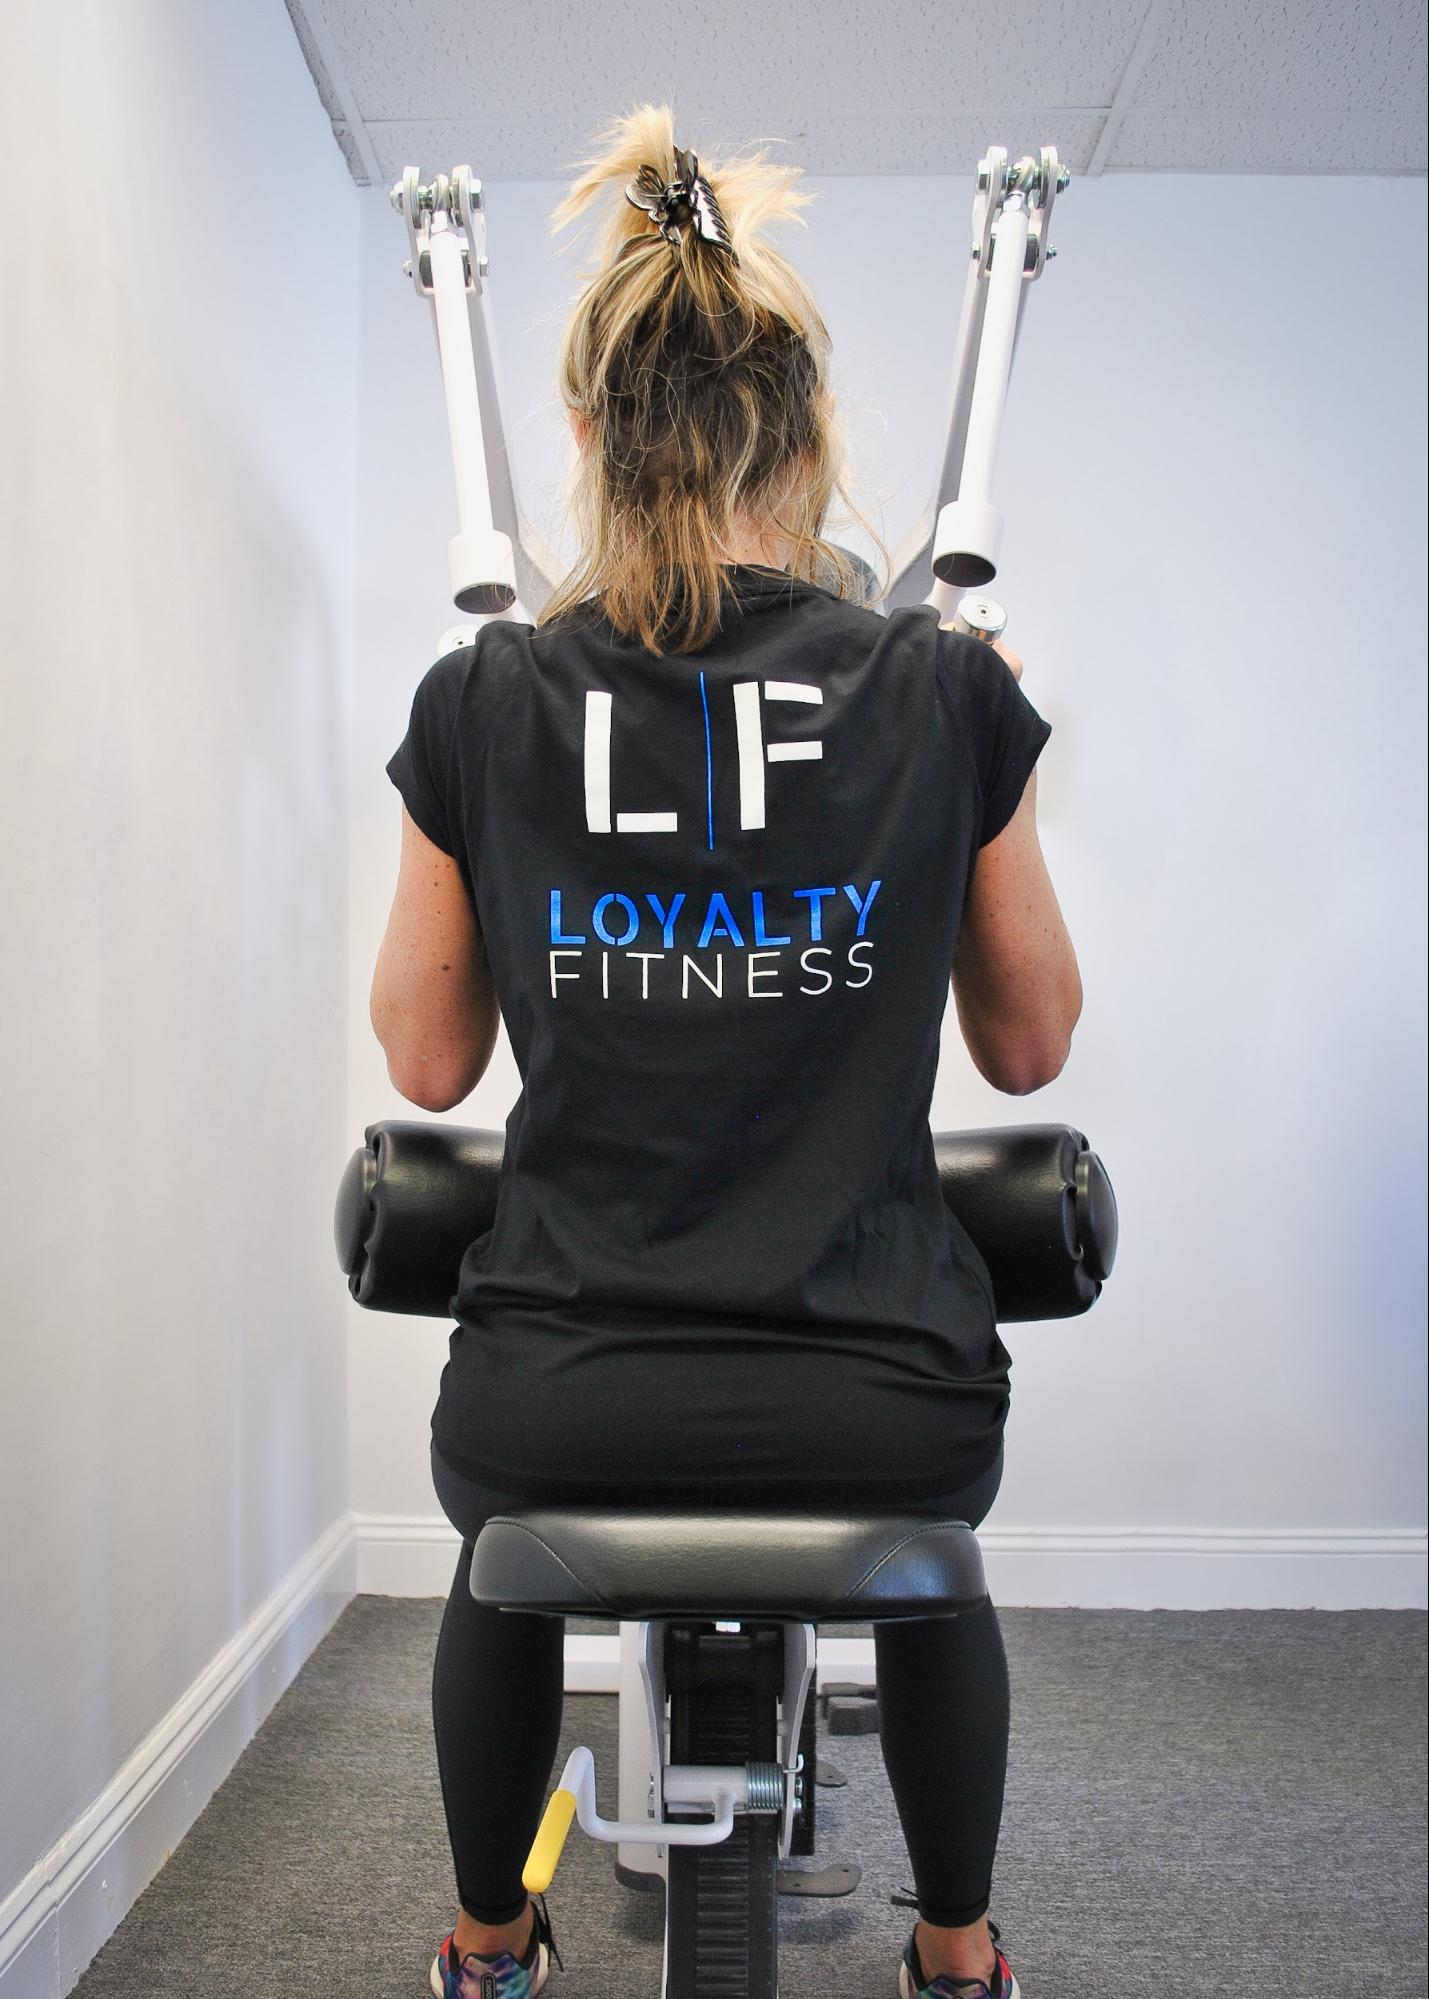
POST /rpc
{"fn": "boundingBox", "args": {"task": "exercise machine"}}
[365,139,1088,1996]
[390,143,1068,651]
[336,1124,1116,1997]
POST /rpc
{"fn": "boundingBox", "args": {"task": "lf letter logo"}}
[584,680,822,837]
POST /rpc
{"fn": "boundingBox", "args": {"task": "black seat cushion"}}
[469,1508,988,1621]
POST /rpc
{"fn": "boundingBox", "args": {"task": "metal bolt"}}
[1057,167,1071,190]
[977,165,989,191]
[1047,247,1058,258]
[389,181,405,213]
[971,243,981,258]
[401,259,412,277]
[478,255,490,277]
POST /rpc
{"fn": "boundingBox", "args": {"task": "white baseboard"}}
[563,1632,884,1691]
[0,1516,356,1999]
[356,1510,1429,1616]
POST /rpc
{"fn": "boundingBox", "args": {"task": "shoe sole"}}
[430,1944,550,1996]
[899,1960,1021,1999]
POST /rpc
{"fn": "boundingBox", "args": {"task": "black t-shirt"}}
[386,563,1052,1500]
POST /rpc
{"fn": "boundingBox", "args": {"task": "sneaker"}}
[428,1892,563,1998]
[892,1891,1021,1998]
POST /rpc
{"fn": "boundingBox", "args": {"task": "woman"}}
[373,102,1082,1999]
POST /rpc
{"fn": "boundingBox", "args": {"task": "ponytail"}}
[540,102,887,655]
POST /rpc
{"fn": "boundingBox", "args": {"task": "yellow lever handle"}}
[523,1787,578,1893]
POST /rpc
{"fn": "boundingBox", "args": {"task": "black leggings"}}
[430,1441,1009,1930]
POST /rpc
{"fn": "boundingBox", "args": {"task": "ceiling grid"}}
[283,0,1425,185]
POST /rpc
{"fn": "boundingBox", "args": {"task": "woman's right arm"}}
[949,639,1083,1095]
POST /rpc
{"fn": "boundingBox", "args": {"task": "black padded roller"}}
[336,1120,1116,1324]
[335,1120,503,1317]
[932,1123,1118,1320]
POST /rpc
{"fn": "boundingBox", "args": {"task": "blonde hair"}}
[538,102,887,656]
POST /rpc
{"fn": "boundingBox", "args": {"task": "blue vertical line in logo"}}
[699,669,715,850]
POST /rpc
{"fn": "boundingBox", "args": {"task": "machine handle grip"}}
[523,1785,578,1893]
[946,592,1008,642]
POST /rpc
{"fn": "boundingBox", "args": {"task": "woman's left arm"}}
[370,804,500,1112]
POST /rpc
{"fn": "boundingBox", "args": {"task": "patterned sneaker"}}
[428,1892,562,1998]
[891,1891,1021,1998]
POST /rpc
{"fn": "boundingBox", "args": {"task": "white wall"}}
[349,168,1427,1601]
[0,1,358,1988]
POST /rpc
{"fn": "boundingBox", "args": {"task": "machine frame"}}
[390,144,1068,651]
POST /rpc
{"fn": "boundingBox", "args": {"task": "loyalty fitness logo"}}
[548,881,882,1001]
[548,676,882,1001]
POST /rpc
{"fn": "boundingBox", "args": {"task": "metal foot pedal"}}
[777,1860,862,1898]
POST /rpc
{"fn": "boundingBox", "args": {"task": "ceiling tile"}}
[322,0,1147,122]
[1133,0,1426,114]
[1111,107,1426,171]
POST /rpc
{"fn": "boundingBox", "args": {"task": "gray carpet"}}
[73,1603,1426,1998]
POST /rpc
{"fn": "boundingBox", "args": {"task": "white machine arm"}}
[391,165,563,626]
[889,144,1068,635]
[393,146,1067,645]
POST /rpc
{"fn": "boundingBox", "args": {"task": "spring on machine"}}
[743,1762,783,1813]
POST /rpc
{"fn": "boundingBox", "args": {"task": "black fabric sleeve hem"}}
[384,642,481,862]
[977,710,1052,848]
[386,741,457,857]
